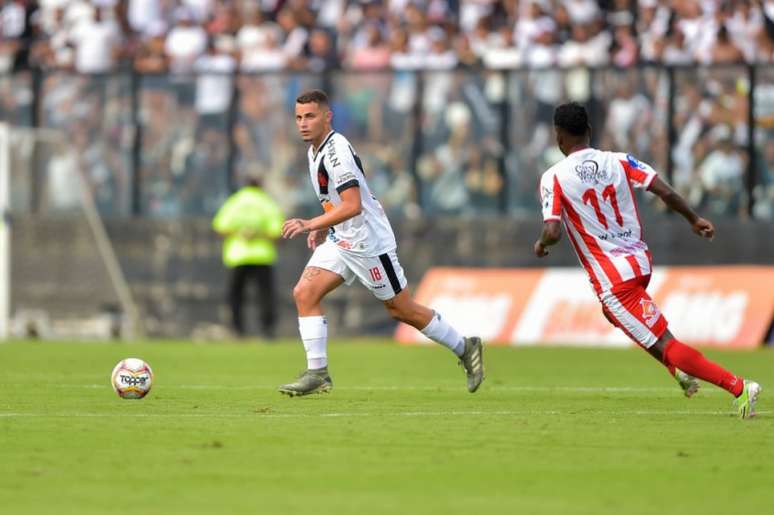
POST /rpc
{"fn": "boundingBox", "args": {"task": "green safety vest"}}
[212,186,284,267]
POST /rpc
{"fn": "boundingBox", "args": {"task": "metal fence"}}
[2,65,772,220]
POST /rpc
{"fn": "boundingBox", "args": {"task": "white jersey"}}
[307,131,397,256]
[540,148,658,294]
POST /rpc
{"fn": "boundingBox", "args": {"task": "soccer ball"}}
[111,358,154,399]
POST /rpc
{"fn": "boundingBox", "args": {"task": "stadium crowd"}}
[0,0,773,73]
[0,0,772,221]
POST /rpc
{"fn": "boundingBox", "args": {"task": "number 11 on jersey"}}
[582,185,624,229]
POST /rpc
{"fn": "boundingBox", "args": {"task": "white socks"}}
[299,316,328,370]
[420,311,465,357]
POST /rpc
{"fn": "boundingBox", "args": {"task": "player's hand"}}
[691,217,715,241]
[282,218,310,239]
[307,229,327,249]
[534,240,549,258]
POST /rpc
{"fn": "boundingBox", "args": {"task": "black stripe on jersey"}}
[349,145,365,176]
[315,131,336,157]
[378,254,402,295]
[317,159,329,195]
[336,179,360,193]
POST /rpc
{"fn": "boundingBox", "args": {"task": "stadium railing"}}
[0,64,772,221]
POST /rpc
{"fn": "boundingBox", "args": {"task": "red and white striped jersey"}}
[540,148,658,294]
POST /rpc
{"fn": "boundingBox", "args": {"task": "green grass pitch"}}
[1,339,773,515]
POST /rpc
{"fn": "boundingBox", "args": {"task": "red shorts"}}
[599,275,668,349]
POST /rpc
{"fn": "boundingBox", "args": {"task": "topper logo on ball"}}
[120,375,148,386]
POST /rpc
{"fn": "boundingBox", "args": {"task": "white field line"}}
[0,384,725,394]
[0,409,766,418]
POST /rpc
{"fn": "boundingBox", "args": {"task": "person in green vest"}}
[212,176,284,338]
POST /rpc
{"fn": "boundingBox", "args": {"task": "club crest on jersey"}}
[639,299,660,328]
[574,160,607,184]
[627,154,645,170]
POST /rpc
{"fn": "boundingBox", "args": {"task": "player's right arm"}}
[648,176,715,240]
[283,187,362,239]
[534,171,563,258]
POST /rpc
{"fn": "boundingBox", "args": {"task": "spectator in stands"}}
[0,0,34,72]
[165,7,207,75]
[417,102,472,214]
[347,24,390,70]
[134,21,168,73]
[239,21,287,71]
[303,28,338,72]
[194,37,236,124]
[708,25,746,64]
[699,129,746,216]
[70,6,121,74]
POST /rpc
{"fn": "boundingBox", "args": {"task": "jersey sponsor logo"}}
[608,240,647,256]
[598,228,633,241]
[337,171,356,185]
[626,154,645,170]
[574,160,608,184]
[327,143,340,167]
[639,298,660,328]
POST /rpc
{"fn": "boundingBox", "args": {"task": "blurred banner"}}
[396,267,774,349]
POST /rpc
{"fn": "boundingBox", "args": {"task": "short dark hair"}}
[296,89,329,106]
[553,102,590,136]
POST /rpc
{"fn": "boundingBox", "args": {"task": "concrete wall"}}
[10,215,774,338]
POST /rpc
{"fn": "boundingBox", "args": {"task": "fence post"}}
[409,71,424,207]
[746,64,756,217]
[225,71,240,193]
[130,69,142,216]
[498,70,510,214]
[30,67,42,214]
[665,66,676,184]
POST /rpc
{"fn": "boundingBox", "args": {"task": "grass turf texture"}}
[1,340,773,515]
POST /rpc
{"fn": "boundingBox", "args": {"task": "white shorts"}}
[306,241,408,301]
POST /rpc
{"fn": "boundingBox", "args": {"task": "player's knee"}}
[384,301,409,323]
[293,283,316,309]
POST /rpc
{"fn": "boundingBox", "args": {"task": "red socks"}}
[663,339,744,397]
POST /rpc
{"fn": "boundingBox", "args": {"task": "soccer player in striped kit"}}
[278,89,483,397]
[534,102,761,418]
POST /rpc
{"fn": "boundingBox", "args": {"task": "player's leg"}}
[601,279,761,417]
[342,249,484,392]
[279,242,351,397]
[648,330,761,418]
[228,265,248,336]
[601,302,694,394]
[383,290,484,393]
[382,290,462,355]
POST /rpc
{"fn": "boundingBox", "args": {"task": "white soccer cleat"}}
[735,380,762,419]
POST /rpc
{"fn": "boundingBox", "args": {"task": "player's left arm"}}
[282,188,362,239]
[648,176,714,240]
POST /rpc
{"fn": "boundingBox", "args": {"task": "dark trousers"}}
[229,264,276,337]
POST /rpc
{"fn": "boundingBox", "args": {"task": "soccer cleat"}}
[278,368,333,397]
[735,380,762,419]
[675,369,700,398]
[458,337,484,393]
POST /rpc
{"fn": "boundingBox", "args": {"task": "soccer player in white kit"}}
[534,102,761,418]
[278,90,484,397]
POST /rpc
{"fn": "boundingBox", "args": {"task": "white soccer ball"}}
[111,358,154,399]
